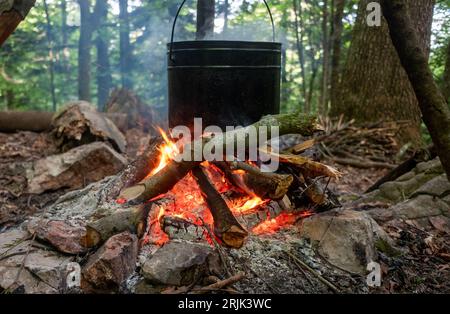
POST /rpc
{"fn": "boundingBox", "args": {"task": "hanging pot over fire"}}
[167,0,281,130]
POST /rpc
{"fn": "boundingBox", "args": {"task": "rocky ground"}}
[0,130,449,294]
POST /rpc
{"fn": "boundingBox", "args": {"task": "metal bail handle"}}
[169,0,276,62]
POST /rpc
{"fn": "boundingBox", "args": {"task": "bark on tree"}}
[95,0,111,111]
[60,0,70,100]
[119,0,132,89]
[381,0,450,180]
[196,0,215,40]
[223,0,229,34]
[43,0,57,111]
[78,0,93,101]
[0,0,36,46]
[330,0,345,108]
[443,42,450,103]
[319,0,331,115]
[331,0,435,146]
[293,0,307,102]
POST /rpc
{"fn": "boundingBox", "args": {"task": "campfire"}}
[127,128,314,248]
[81,112,341,251]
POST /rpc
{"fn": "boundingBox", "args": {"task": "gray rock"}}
[141,240,214,286]
[412,174,450,198]
[415,159,443,174]
[299,210,392,274]
[82,231,138,293]
[357,158,444,205]
[0,229,73,294]
[390,195,448,220]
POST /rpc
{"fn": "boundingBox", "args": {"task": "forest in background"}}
[0,0,449,135]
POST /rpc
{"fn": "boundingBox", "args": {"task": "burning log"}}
[215,161,293,200]
[119,112,321,204]
[192,166,248,249]
[119,159,200,205]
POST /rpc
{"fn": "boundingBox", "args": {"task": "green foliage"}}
[0,0,448,115]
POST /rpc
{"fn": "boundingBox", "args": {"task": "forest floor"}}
[0,130,449,294]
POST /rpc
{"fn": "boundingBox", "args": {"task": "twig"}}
[0,249,37,262]
[285,250,341,294]
[191,272,245,294]
[0,235,32,260]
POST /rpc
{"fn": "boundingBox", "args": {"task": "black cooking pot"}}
[167,0,281,130]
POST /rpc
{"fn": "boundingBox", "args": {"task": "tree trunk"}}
[196,0,215,40]
[0,0,36,46]
[293,0,307,103]
[331,0,435,146]
[60,0,70,100]
[119,0,132,89]
[443,42,450,103]
[330,0,345,108]
[43,0,57,111]
[223,0,229,34]
[381,0,450,180]
[78,0,93,101]
[305,5,318,112]
[95,0,111,111]
[319,0,330,115]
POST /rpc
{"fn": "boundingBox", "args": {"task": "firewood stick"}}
[263,150,342,179]
[215,161,293,200]
[192,166,248,249]
[119,160,200,204]
[119,112,321,205]
[83,204,151,246]
[191,272,246,294]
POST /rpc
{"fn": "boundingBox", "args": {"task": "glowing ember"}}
[252,211,314,235]
[116,198,127,205]
[142,204,169,246]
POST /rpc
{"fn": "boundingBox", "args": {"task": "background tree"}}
[331,0,435,146]
[381,0,450,179]
[443,42,450,103]
[330,0,345,108]
[197,0,215,40]
[95,0,111,111]
[78,0,93,101]
[119,0,133,89]
[0,0,448,117]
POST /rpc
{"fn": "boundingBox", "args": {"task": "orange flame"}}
[148,128,180,177]
[232,195,268,215]
[252,211,314,235]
